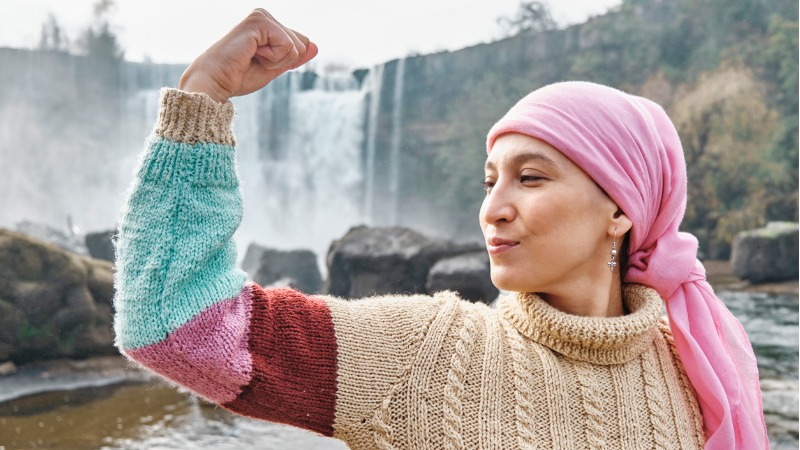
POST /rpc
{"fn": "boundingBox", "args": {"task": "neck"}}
[538,270,625,317]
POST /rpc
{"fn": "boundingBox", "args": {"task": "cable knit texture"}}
[115,88,706,450]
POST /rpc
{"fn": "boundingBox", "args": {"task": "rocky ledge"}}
[0,228,117,366]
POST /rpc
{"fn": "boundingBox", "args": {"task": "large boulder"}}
[0,228,117,364]
[731,222,799,283]
[324,226,484,298]
[426,252,498,304]
[85,229,116,262]
[242,244,323,294]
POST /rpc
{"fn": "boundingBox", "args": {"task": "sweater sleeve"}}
[113,88,445,439]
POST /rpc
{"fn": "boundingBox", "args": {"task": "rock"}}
[0,361,16,376]
[324,225,484,298]
[85,229,116,262]
[11,281,62,326]
[84,259,115,306]
[731,222,799,283]
[0,228,116,364]
[426,252,498,304]
[52,285,96,333]
[0,344,11,361]
[242,244,323,294]
[0,229,87,292]
[0,299,27,354]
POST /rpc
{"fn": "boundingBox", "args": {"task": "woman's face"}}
[480,133,621,295]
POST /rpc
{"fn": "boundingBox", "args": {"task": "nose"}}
[480,179,517,226]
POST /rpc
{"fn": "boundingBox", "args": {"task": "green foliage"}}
[78,22,124,60]
[670,68,787,257]
[39,0,125,60]
[19,323,52,340]
[498,1,558,36]
[428,0,798,253]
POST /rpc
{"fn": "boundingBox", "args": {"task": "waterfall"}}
[362,64,385,224]
[0,50,378,273]
[387,58,405,226]
[234,70,369,269]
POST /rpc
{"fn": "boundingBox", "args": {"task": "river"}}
[0,290,796,449]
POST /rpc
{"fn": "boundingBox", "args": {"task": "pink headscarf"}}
[487,81,767,449]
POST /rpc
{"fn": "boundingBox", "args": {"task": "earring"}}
[607,228,618,272]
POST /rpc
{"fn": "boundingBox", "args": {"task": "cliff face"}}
[0,48,185,235]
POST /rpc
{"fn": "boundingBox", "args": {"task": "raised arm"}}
[113,10,452,443]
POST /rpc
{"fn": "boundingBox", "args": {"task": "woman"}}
[113,9,767,449]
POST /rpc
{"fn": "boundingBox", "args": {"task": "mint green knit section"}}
[114,136,247,350]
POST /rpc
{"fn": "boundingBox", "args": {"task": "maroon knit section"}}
[222,285,338,436]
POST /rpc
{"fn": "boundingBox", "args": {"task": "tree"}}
[76,0,124,60]
[497,1,557,37]
[672,69,782,258]
[38,13,69,52]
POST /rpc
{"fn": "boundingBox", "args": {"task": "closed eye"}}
[520,175,545,183]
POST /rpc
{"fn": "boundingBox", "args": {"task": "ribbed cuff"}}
[155,88,236,146]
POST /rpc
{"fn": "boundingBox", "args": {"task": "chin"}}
[490,269,534,293]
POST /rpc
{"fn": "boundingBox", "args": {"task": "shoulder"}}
[319,291,495,331]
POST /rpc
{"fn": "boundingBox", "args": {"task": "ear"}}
[609,207,633,237]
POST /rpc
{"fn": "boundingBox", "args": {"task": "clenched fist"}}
[179,9,318,103]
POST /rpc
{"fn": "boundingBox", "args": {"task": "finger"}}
[284,27,307,56]
[288,41,318,70]
[249,9,312,70]
[262,17,306,67]
[290,28,311,48]
[253,23,295,63]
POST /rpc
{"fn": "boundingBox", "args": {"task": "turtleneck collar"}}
[500,284,664,365]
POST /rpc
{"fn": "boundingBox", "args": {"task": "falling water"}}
[387,58,406,226]
[234,70,368,267]
[362,64,385,224]
[0,49,376,270]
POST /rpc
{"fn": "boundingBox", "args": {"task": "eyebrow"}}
[484,151,559,172]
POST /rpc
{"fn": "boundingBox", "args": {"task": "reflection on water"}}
[0,382,346,449]
[0,291,796,449]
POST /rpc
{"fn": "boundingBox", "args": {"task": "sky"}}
[2,0,622,69]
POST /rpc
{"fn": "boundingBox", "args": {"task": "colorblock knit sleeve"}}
[113,88,446,440]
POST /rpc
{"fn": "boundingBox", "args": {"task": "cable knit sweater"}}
[114,88,706,449]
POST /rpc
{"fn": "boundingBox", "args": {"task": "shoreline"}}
[703,259,798,296]
[0,356,149,404]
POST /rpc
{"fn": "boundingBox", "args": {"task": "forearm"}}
[113,90,340,436]
[114,88,250,401]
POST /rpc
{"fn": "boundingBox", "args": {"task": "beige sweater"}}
[325,284,705,449]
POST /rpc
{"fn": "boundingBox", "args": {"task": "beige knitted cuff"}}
[155,88,236,146]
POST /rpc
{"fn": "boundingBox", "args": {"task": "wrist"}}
[179,70,232,104]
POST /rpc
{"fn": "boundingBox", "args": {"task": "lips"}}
[486,237,520,255]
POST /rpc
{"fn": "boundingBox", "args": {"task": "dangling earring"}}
[607,228,618,272]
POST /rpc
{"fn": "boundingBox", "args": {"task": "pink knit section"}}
[125,285,254,404]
